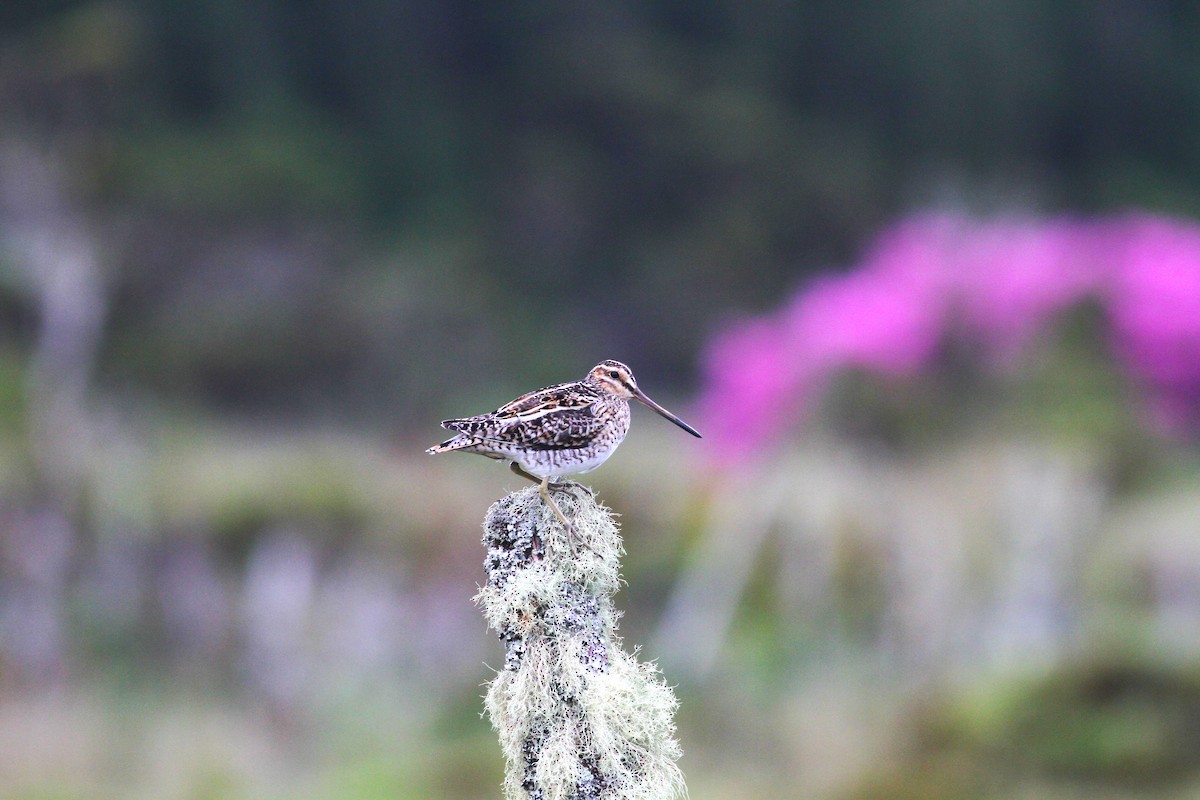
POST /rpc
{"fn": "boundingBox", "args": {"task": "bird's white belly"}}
[513,446,615,480]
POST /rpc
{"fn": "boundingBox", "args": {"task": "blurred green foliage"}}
[7,1,1200,416]
[874,658,1200,798]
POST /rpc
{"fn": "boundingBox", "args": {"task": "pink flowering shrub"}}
[697,213,1200,461]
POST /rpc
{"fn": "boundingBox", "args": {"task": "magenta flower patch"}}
[697,213,1200,460]
[1106,216,1200,433]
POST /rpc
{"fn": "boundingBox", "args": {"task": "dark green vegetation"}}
[5,2,1200,419]
[846,658,1200,799]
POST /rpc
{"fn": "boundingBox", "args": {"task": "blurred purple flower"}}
[695,315,817,463]
[1106,215,1200,433]
[697,212,1200,462]
[955,218,1106,363]
[696,216,954,462]
[791,226,946,377]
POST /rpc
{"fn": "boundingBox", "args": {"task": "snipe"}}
[427,360,701,537]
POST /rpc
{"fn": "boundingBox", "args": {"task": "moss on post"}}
[476,483,686,800]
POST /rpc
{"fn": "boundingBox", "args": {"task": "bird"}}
[427,360,702,538]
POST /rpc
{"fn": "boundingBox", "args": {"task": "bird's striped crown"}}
[586,360,638,398]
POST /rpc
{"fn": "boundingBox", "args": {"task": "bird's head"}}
[587,360,701,438]
[588,360,639,398]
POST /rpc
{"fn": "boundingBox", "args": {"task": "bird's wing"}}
[442,382,605,450]
[494,381,593,417]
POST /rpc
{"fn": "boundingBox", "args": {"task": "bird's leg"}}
[510,463,578,547]
[539,475,578,548]
[509,462,541,484]
[510,462,577,492]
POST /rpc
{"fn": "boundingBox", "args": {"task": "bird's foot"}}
[547,478,595,498]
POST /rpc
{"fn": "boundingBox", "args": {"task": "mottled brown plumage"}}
[427,360,701,537]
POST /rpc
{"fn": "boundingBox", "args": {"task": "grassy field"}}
[1,415,1198,799]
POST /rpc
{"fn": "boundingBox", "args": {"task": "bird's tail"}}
[426,434,473,454]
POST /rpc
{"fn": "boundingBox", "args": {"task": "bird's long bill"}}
[633,389,703,438]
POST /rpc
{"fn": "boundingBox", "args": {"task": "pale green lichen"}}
[476,484,686,800]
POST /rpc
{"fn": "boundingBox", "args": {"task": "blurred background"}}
[2,2,1200,798]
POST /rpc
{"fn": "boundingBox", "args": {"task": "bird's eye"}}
[609,371,619,379]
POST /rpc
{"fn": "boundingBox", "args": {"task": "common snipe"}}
[427,360,701,536]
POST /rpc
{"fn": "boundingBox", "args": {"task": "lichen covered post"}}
[476,483,686,800]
